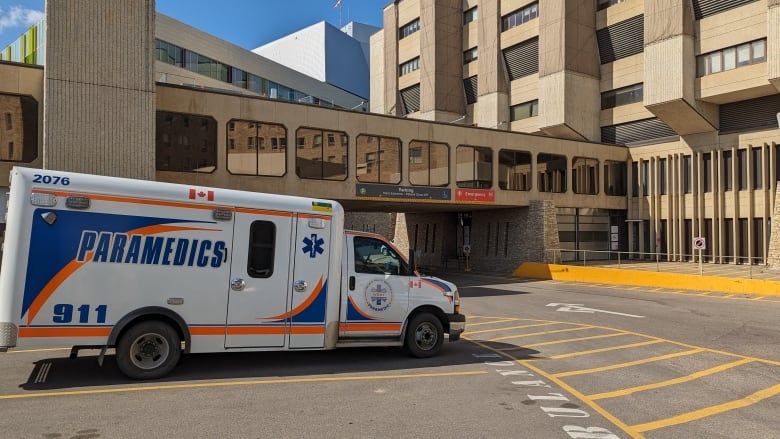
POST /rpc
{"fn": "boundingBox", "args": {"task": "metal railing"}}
[545,249,768,279]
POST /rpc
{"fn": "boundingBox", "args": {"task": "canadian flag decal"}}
[189,188,214,201]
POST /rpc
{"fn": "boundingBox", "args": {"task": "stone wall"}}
[767,186,780,268]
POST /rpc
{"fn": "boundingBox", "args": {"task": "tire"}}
[405,312,444,358]
[116,320,181,380]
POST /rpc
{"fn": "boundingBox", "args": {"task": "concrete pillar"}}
[44,0,155,179]
[475,0,509,129]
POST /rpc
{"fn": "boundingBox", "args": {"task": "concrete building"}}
[1,0,779,272]
[371,0,780,265]
[252,21,380,104]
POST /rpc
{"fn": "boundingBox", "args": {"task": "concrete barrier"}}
[513,262,780,297]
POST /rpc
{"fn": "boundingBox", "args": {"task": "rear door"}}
[288,214,332,348]
[225,208,293,348]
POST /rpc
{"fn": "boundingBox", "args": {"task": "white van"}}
[0,167,465,379]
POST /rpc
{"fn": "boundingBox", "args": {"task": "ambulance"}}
[0,167,465,379]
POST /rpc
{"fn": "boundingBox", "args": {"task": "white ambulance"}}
[0,167,465,379]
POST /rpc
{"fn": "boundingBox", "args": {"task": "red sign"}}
[189,188,214,201]
[455,189,495,203]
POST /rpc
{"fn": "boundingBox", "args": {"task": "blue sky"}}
[0,0,388,48]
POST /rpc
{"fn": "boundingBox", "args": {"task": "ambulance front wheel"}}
[405,312,444,358]
[116,320,182,380]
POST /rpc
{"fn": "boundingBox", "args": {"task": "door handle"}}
[230,278,246,291]
[294,280,308,292]
[349,276,355,291]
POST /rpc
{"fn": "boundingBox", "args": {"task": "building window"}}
[597,0,625,11]
[499,150,532,191]
[400,18,420,39]
[703,152,712,193]
[156,111,216,173]
[737,149,747,190]
[537,153,567,193]
[356,134,401,184]
[683,155,692,193]
[722,150,733,191]
[409,140,449,187]
[510,100,539,121]
[752,146,762,190]
[463,76,478,105]
[631,161,639,197]
[457,145,493,189]
[601,83,643,110]
[399,57,420,76]
[502,3,538,31]
[0,94,37,163]
[659,158,667,195]
[573,157,599,195]
[463,47,478,64]
[227,120,287,177]
[295,127,347,181]
[641,160,649,195]
[463,7,478,25]
[400,84,421,114]
[697,40,765,77]
[597,15,644,64]
[604,160,627,196]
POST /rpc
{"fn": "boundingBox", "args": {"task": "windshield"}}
[353,236,410,275]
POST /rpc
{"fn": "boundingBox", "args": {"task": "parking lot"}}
[1,274,778,438]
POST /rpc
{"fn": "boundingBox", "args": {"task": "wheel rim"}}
[129,332,170,370]
[414,322,438,351]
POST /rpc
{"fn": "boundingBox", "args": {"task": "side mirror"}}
[408,248,417,273]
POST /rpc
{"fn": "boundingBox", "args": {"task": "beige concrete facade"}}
[373,0,780,266]
[43,0,156,179]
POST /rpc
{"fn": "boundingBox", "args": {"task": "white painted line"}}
[546,303,645,318]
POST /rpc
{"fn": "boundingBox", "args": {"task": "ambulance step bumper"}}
[446,313,466,341]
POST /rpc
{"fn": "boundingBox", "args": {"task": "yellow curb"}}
[513,263,780,297]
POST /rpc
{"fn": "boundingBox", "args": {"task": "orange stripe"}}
[227,326,285,335]
[263,276,324,320]
[189,326,225,336]
[32,190,229,211]
[298,213,332,220]
[290,326,325,334]
[18,327,111,338]
[340,323,402,332]
[235,207,293,217]
[348,295,377,320]
[127,225,220,235]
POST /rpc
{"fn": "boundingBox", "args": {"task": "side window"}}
[248,221,275,278]
[353,236,408,275]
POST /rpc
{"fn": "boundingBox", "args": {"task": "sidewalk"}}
[513,260,780,296]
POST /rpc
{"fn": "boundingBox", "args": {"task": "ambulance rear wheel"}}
[405,312,443,358]
[116,321,181,380]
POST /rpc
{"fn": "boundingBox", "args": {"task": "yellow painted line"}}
[588,358,754,400]
[488,325,594,342]
[464,336,644,439]
[554,348,705,378]
[722,294,735,299]
[0,370,488,400]
[9,347,71,354]
[522,331,628,348]
[545,339,664,360]
[468,318,519,327]
[466,322,571,335]
[632,382,780,433]
[627,286,642,290]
